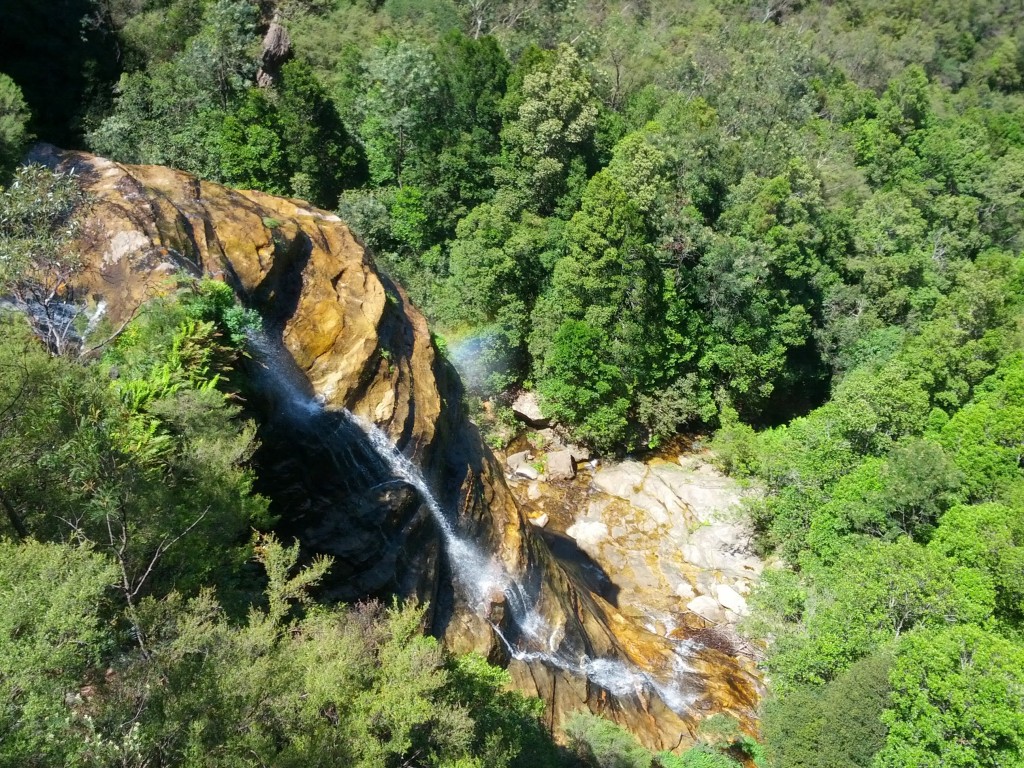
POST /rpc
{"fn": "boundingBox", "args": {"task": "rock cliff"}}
[30,145,760,751]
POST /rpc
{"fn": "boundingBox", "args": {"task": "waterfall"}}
[345,411,513,613]
[346,412,700,715]
[248,333,697,715]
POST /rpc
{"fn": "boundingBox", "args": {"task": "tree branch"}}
[79,306,140,359]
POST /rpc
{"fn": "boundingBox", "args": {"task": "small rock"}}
[512,391,551,428]
[547,449,576,480]
[530,513,549,528]
[526,481,542,500]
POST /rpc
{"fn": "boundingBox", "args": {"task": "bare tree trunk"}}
[0,486,27,540]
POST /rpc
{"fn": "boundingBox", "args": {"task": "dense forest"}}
[2,0,1024,765]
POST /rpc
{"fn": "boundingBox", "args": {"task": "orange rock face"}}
[33,145,761,753]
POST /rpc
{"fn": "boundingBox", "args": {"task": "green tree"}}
[180,0,258,110]
[564,711,653,768]
[760,649,892,768]
[357,41,442,187]
[531,169,662,409]
[83,535,560,767]
[537,321,630,452]
[930,503,1024,622]
[0,291,270,622]
[764,538,993,687]
[0,73,30,182]
[499,44,599,214]
[940,358,1024,501]
[276,58,364,206]
[693,161,840,418]
[215,88,289,194]
[88,0,259,179]
[427,33,509,230]
[877,626,1024,768]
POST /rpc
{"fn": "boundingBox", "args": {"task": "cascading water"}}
[248,333,698,715]
[346,412,511,610]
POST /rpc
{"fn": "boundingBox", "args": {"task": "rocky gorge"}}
[32,145,763,753]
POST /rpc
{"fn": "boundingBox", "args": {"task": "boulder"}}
[675,581,696,600]
[514,464,540,481]
[566,520,610,551]
[536,428,564,449]
[714,584,748,617]
[256,20,293,86]
[566,443,591,463]
[687,595,726,624]
[546,449,576,480]
[507,450,532,472]
[506,450,539,479]
[512,391,550,428]
[592,461,647,498]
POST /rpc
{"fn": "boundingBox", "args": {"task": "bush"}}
[565,712,654,768]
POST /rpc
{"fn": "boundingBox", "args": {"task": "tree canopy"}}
[4,1,1024,764]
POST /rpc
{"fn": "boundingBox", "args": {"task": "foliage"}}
[660,746,741,768]
[499,44,599,213]
[0,165,86,352]
[565,711,653,768]
[537,321,631,452]
[0,530,568,767]
[0,539,117,767]
[357,40,442,187]
[761,538,993,688]
[760,649,892,768]
[877,626,1024,768]
[929,502,1024,624]
[0,286,270,617]
[0,74,31,182]
[442,653,564,768]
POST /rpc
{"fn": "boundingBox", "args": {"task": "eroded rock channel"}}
[500,435,765,744]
